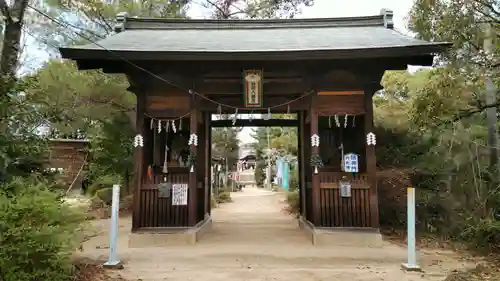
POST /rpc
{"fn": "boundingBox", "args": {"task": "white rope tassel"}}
[150,118,154,130]
[157,120,162,133]
[344,114,348,128]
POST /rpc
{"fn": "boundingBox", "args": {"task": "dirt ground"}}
[79,187,487,281]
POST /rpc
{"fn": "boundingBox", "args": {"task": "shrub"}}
[87,174,122,196]
[211,193,218,208]
[217,191,232,203]
[96,187,113,205]
[0,178,87,281]
[460,219,500,252]
[284,190,300,217]
[289,167,299,192]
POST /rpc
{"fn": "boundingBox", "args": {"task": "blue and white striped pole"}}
[103,184,123,269]
[402,187,421,271]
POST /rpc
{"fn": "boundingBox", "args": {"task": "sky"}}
[186,0,417,144]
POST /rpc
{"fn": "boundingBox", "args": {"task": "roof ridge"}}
[113,9,395,32]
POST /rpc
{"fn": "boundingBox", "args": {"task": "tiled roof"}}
[59,9,450,61]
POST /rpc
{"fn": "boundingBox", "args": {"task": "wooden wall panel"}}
[148,95,190,110]
[315,95,365,115]
[319,188,371,228]
[138,173,190,228]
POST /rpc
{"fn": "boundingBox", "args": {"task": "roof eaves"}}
[112,9,395,32]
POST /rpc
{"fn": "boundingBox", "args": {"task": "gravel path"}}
[81,187,475,281]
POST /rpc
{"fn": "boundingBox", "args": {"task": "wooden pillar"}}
[204,112,211,215]
[298,111,306,218]
[188,97,198,226]
[132,91,147,230]
[310,94,320,225]
[364,87,379,228]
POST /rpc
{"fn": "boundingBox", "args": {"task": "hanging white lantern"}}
[314,166,318,174]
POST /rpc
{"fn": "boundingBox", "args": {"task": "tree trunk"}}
[0,0,29,85]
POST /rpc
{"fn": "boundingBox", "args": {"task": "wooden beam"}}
[211,119,298,127]
[364,84,379,228]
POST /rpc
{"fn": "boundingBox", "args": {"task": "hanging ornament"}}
[310,134,320,147]
[166,120,170,133]
[162,145,169,173]
[133,134,144,147]
[147,165,153,181]
[179,118,183,131]
[150,118,154,130]
[188,133,198,146]
[344,114,349,128]
[310,154,323,175]
[171,120,177,133]
[352,115,356,127]
[334,115,341,127]
[157,120,162,133]
[163,177,167,182]
[187,152,197,173]
[339,142,345,171]
[328,116,332,128]
[366,132,376,146]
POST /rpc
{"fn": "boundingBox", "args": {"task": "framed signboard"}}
[243,70,263,108]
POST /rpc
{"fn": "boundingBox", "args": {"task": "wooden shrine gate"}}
[59,10,449,238]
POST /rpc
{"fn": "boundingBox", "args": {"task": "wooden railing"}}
[137,172,190,228]
[317,171,372,228]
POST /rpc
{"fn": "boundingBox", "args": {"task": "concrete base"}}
[401,263,422,272]
[103,260,124,269]
[128,216,212,248]
[298,216,384,247]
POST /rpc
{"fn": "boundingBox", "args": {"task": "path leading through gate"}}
[82,187,473,281]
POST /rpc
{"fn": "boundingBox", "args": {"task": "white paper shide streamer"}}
[366,132,376,146]
[133,134,144,148]
[310,134,320,147]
